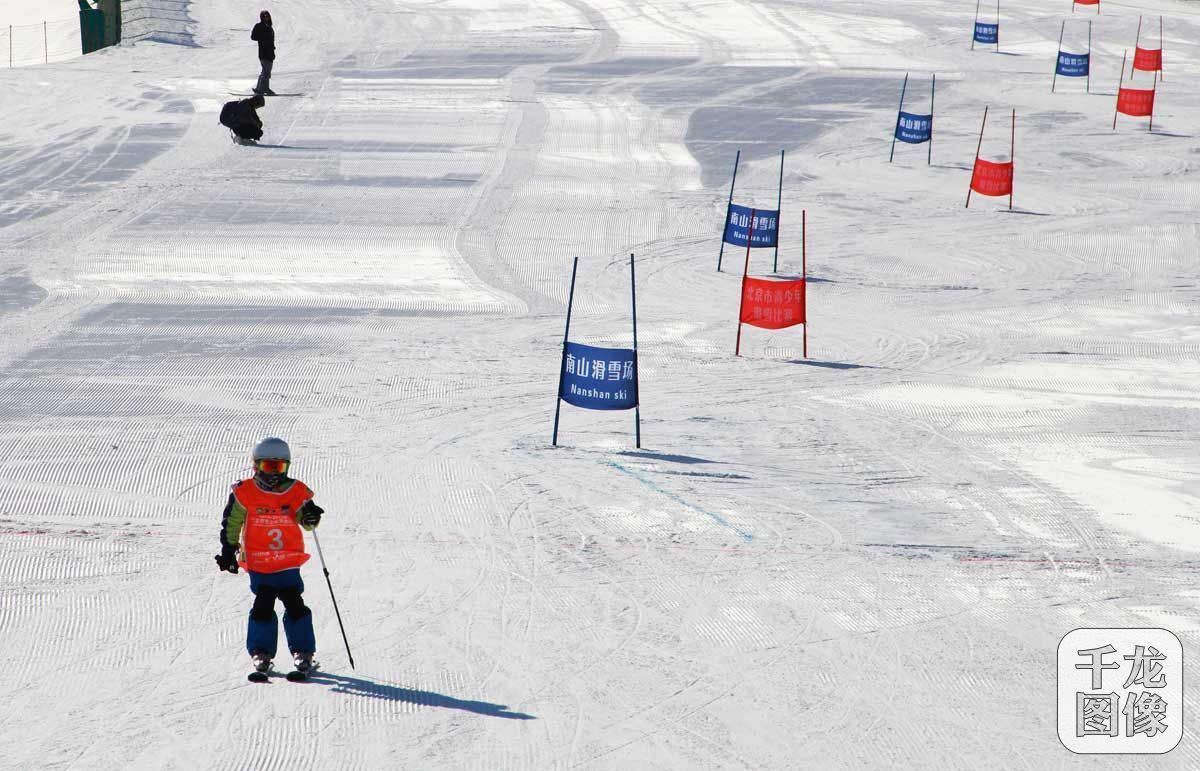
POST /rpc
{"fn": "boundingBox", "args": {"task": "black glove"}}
[299,501,323,531]
[215,545,239,574]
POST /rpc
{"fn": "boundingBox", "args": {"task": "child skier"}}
[215,437,324,681]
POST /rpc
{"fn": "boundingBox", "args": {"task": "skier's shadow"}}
[308,671,536,720]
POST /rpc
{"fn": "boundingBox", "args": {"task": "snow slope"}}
[0,0,84,68]
[1,0,1199,767]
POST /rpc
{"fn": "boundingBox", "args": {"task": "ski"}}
[247,670,269,683]
[285,670,309,682]
[228,92,304,97]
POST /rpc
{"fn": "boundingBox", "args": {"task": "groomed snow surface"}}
[1,0,1199,767]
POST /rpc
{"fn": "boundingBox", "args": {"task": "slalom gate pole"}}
[1159,16,1164,80]
[802,208,807,278]
[1052,21,1064,92]
[995,0,1001,53]
[717,150,740,272]
[552,257,579,446]
[1113,50,1126,130]
[802,209,808,359]
[890,73,908,163]
[966,106,987,208]
[735,209,756,356]
[1009,109,1015,211]
[1149,69,1156,132]
[630,253,641,448]
[43,21,47,64]
[312,530,355,669]
[1132,16,1141,78]
[774,149,784,273]
[928,74,935,165]
[972,0,981,49]
[1087,21,1092,93]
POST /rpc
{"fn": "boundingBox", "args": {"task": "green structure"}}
[96,0,122,46]
[78,0,121,55]
[78,1,104,54]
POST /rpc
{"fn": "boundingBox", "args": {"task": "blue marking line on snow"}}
[606,461,753,542]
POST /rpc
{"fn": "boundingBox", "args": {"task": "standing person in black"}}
[251,10,276,96]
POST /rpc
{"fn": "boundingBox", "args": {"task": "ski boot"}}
[288,651,314,682]
[248,650,272,683]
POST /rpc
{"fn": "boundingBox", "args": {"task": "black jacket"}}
[251,22,275,61]
[219,99,264,140]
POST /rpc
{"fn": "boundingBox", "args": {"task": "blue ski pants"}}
[246,568,316,657]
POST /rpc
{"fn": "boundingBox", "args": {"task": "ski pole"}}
[312,530,355,669]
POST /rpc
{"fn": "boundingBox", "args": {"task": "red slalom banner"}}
[735,209,808,357]
[740,277,805,329]
[970,159,1014,197]
[1113,50,1157,131]
[1117,87,1155,116]
[1133,47,1162,73]
[1130,15,1163,79]
[1072,0,1099,11]
[965,106,1015,210]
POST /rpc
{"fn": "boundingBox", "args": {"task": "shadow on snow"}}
[309,671,537,720]
[785,359,874,369]
[614,450,716,464]
[252,144,331,150]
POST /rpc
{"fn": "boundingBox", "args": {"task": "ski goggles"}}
[255,458,290,474]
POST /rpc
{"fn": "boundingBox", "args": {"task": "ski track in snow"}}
[1,0,1200,767]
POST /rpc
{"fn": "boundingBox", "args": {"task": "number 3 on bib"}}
[267,528,285,550]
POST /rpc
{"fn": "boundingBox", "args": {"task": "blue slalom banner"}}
[723,203,779,248]
[1056,51,1089,77]
[974,22,998,45]
[895,111,932,144]
[560,342,638,410]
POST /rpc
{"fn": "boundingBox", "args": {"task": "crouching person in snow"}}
[214,437,324,680]
[218,94,265,144]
